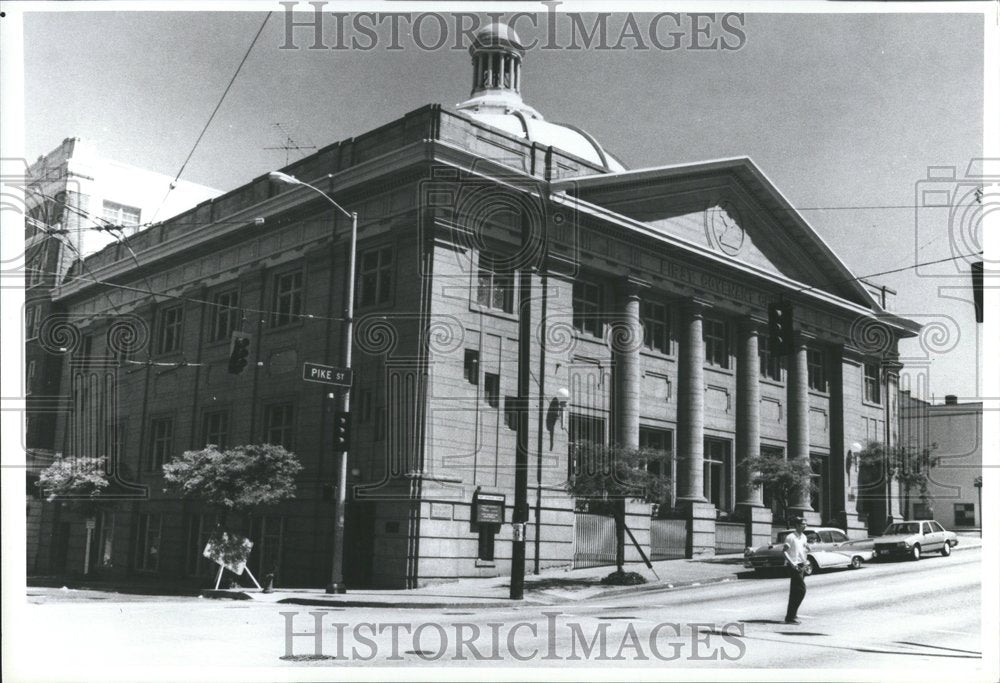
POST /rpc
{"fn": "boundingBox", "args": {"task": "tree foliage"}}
[36,456,112,518]
[741,451,814,526]
[162,444,303,514]
[856,440,937,516]
[566,442,672,574]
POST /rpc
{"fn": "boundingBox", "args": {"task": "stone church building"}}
[29,24,919,588]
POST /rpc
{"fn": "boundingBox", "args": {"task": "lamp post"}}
[269,171,357,594]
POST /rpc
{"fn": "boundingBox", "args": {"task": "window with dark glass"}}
[704,319,729,368]
[760,445,784,515]
[639,427,673,478]
[263,403,295,450]
[211,290,240,342]
[641,301,670,354]
[358,246,394,307]
[954,503,975,527]
[807,348,827,392]
[572,281,603,337]
[202,410,229,448]
[157,305,184,354]
[864,362,881,404]
[484,373,500,408]
[810,453,829,518]
[464,350,480,385]
[476,255,513,313]
[134,512,162,572]
[271,271,303,327]
[759,335,782,382]
[149,417,174,470]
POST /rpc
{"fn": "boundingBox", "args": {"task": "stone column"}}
[788,335,813,514]
[614,281,643,450]
[676,300,708,503]
[735,319,763,507]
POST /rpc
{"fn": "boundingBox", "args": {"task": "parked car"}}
[872,520,958,561]
[744,526,874,575]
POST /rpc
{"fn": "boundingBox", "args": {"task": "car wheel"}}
[805,558,818,576]
[941,542,952,557]
[850,556,862,569]
[910,544,921,561]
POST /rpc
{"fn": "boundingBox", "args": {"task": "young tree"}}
[857,440,937,519]
[566,442,672,578]
[740,451,815,527]
[162,444,303,581]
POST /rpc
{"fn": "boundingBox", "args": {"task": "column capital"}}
[739,315,768,335]
[621,275,652,298]
[680,296,714,316]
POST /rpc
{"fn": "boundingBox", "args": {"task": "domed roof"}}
[471,22,524,52]
[457,22,626,173]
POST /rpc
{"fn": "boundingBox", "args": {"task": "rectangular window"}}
[271,271,303,327]
[157,305,184,354]
[26,360,36,396]
[572,281,603,337]
[568,413,606,447]
[954,503,976,527]
[703,438,732,511]
[97,510,116,569]
[186,513,220,577]
[484,373,500,408]
[864,363,881,404]
[149,417,174,471]
[704,319,729,368]
[358,246,394,307]
[504,396,519,430]
[254,515,284,576]
[808,348,827,392]
[641,301,670,355]
[759,335,783,382]
[202,410,229,449]
[103,200,142,228]
[25,305,40,339]
[760,445,784,516]
[476,255,513,313]
[810,453,829,519]
[464,349,480,385]
[134,512,162,572]
[211,290,240,342]
[263,403,294,450]
[639,427,673,478]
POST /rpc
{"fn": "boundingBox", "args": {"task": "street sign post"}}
[302,362,353,387]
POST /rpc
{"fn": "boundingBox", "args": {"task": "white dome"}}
[457,22,626,173]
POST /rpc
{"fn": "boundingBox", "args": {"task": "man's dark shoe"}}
[784,618,800,624]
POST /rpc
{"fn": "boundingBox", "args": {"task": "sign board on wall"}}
[473,491,506,525]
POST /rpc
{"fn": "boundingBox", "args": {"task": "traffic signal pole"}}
[328,209,357,594]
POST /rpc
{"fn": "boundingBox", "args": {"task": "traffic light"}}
[332,411,351,452]
[768,301,795,356]
[227,332,251,374]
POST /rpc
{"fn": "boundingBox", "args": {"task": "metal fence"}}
[573,513,616,568]
[649,518,687,560]
[715,521,747,554]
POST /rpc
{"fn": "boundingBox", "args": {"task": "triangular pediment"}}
[552,158,878,310]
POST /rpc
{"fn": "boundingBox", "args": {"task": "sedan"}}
[872,520,958,561]
[744,526,874,575]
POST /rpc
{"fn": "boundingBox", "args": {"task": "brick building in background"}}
[29,24,923,588]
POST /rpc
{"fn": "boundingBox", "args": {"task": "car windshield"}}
[885,523,919,535]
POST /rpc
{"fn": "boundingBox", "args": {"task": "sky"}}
[18,6,986,401]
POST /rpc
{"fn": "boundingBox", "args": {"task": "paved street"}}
[18,549,984,676]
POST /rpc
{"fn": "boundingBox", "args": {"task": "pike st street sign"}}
[302,362,353,387]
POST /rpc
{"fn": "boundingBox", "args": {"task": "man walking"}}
[782,516,811,624]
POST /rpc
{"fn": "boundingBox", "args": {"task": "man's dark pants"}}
[785,565,807,620]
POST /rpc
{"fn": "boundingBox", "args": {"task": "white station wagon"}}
[744,526,875,575]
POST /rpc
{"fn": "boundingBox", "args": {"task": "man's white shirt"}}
[784,531,810,566]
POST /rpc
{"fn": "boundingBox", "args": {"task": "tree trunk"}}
[614,500,626,572]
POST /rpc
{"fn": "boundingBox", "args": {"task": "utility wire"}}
[149,12,272,223]
[793,251,983,298]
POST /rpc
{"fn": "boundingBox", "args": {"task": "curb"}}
[200,589,254,601]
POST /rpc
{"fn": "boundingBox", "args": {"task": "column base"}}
[735,504,772,549]
[676,500,716,559]
[831,511,870,540]
[788,508,822,527]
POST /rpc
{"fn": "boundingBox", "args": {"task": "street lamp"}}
[269,171,357,594]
